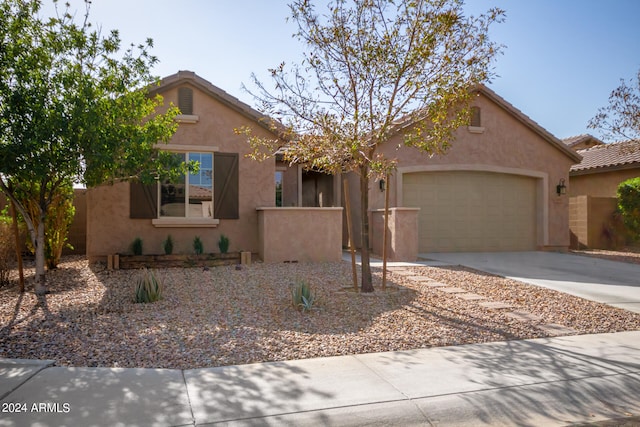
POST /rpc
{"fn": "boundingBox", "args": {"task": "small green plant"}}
[193,236,204,255]
[131,237,143,255]
[163,234,174,255]
[134,268,164,303]
[218,234,230,254]
[291,280,315,312]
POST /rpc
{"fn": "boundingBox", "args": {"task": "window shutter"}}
[178,87,193,115]
[214,152,239,219]
[130,182,158,219]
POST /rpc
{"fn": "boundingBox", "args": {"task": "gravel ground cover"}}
[1,255,640,369]
[571,248,640,265]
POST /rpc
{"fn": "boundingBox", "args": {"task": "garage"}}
[403,171,537,252]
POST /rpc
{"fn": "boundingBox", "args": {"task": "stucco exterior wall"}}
[371,208,420,261]
[570,168,640,198]
[87,79,277,261]
[351,92,577,251]
[257,207,343,263]
[569,195,622,249]
[66,189,87,255]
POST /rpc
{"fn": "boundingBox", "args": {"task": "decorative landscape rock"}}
[1,256,639,370]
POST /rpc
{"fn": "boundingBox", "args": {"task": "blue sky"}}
[41,0,640,141]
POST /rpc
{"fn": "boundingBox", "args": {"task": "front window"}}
[275,170,283,207]
[160,152,213,218]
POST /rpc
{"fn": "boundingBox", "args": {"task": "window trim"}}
[175,114,199,124]
[152,217,219,228]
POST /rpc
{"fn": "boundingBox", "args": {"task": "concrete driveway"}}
[421,251,640,314]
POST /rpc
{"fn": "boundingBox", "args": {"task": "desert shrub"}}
[134,268,164,303]
[131,237,143,255]
[193,236,203,255]
[218,234,230,254]
[617,177,640,242]
[163,235,174,255]
[291,280,315,312]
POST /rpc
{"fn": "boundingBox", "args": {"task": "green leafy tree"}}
[617,177,640,241]
[240,0,503,292]
[0,0,180,294]
[589,68,640,141]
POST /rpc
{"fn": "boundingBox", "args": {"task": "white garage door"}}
[403,171,537,252]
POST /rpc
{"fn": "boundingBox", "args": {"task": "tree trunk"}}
[9,201,25,292]
[359,168,373,293]
[33,212,47,295]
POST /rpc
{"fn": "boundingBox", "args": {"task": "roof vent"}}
[178,87,193,115]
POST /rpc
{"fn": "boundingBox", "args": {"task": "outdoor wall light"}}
[379,179,386,192]
[556,178,567,196]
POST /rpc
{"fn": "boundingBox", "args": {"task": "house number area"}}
[2,402,71,413]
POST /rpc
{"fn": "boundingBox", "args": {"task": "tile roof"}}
[562,134,605,149]
[570,140,640,174]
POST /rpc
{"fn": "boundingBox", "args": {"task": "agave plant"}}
[291,280,315,312]
[134,268,164,303]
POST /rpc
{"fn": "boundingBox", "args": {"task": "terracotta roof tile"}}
[571,140,640,173]
[562,134,605,148]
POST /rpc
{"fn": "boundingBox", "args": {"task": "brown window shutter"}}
[130,182,158,219]
[178,87,193,115]
[214,152,239,219]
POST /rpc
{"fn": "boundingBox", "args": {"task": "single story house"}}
[567,137,640,248]
[569,138,640,198]
[86,72,581,263]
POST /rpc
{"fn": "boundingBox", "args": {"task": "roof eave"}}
[570,161,640,176]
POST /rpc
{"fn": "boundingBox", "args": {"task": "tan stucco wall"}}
[257,207,343,262]
[371,208,420,261]
[66,189,87,255]
[570,168,640,197]
[569,195,622,249]
[352,92,577,251]
[87,82,278,261]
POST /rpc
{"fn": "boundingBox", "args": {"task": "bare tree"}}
[589,68,640,142]
[240,0,504,292]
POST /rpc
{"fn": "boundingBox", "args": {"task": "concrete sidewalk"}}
[2,331,640,426]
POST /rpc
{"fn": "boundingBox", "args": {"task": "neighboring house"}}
[349,85,582,257]
[86,71,342,263]
[566,138,640,249]
[569,139,640,197]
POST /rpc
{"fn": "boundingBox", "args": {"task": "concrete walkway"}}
[1,332,640,426]
[421,251,640,314]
